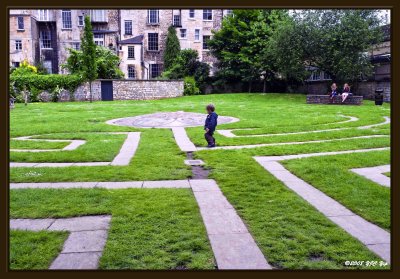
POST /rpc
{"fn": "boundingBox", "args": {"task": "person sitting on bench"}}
[341,83,352,103]
[329,83,338,100]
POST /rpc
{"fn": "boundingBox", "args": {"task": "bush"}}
[183,76,200,96]
[10,74,83,93]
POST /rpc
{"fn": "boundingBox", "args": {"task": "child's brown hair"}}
[206,104,215,112]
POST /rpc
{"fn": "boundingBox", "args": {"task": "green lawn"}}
[9,93,390,270]
[10,230,68,270]
[10,188,215,270]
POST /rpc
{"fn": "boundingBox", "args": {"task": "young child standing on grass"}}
[204,104,218,148]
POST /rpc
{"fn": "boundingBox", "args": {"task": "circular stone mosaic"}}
[106,111,240,128]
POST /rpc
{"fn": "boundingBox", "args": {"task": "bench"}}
[306,95,363,105]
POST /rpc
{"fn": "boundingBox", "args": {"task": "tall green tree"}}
[272,10,383,86]
[63,47,124,79]
[209,9,289,92]
[81,15,97,102]
[164,26,181,70]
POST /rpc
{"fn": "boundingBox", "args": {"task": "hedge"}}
[10,74,84,93]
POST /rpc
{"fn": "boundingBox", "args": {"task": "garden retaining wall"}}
[307,95,363,105]
[38,80,183,102]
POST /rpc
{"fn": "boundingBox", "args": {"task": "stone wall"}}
[307,95,363,105]
[112,80,183,100]
[37,80,183,101]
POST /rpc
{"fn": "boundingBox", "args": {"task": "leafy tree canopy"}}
[271,10,383,84]
[208,9,289,91]
[63,46,123,79]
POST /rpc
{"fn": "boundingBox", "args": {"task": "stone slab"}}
[199,208,248,235]
[184,159,205,166]
[189,179,220,192]
[10,218,55,231]
[63,140,86,151]
[111,132,140,166]
[192,190,233,209]
[10,183,52,189]
[172,127,197,152]
[367,244,391,264]
[73,162,110,167]
[50,182,98,189]
[62,230,108,253]
[351,165,391,187]
[10,163,39,168]
[96,181,143,189]
[49,252,102,270]
[142,180,190,188]
[48,215,111,232]
[35,163,75,167]
[209,233,272,269]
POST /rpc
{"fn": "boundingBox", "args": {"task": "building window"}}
[125,20,132,35]
[94,34,104,46]
[128,65,136,79]
[225,9,233,16]
[148,33,158,51]
[203,9,213,20]
[62,10,72,29]
[147,9,159,24]
[17,16,24,30]
[189,9,195,18]
[180,29,187,39]
[12,62,20,68]
[78,16,84,26]
[128,46,135,59]
[72,42,80,50]
[15,40,22,51]
[90,10,107,22]
[203,36,210,50]
[40,30,52,48]
[195,29,200,41]
[150,64,161,79]
[38,9,50,21]
[309,70,321,81]
[323,72,331,80]
[173,15,181,26]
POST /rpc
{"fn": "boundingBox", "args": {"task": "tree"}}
[63,47,124,79]
[208,9,289,92]
[164,26,181,70]
[162,49,210,91]
[81,15,97,102]
[272,10,383,86]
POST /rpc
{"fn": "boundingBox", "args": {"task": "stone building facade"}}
[10,9,230,79]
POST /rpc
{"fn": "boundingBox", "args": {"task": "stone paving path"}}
[196,135,388,151]
[351,165,391,187]
[10,215,111,270]
[172,127,197,152]
[190,179,271,269]
[217,116,389,138]
[10,132,141,168]
[11,179,271,269]
[11,136,86,152]
[254,148,390,263]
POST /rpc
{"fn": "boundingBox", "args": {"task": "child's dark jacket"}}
[204,112,218,132]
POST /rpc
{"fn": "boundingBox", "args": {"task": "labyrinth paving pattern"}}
[9,97,391,270]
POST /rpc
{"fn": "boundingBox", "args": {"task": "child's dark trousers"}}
[204,131,215,146]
